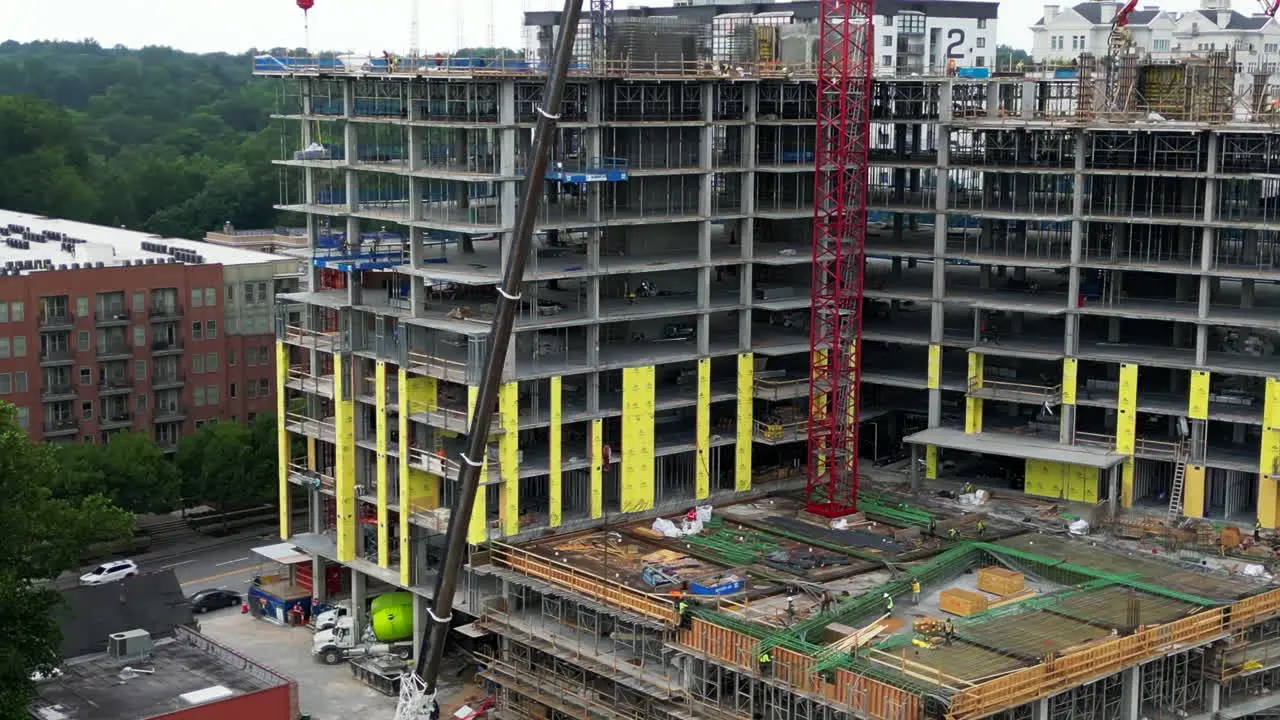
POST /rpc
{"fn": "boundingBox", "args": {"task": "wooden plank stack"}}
[976,567,1025,596]
[939,588,989,616]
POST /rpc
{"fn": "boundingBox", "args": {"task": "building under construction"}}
[260,1,1280,718]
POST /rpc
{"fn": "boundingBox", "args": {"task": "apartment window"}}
[0,374,10,394]
[10,302,23,322]
[977,19,987,29]
[135,360,146,380]
[191,321,203,340]
[1071,36,1078,50]
[191,288,203,308]
[883,34,893,47]
[257,347,269,365]
[132,292,145,314]
[257,378,270,396]
[194,386,206,407]
[79,367,91,385]
[243,282,255,305]
[885,14,892,26]
[246,350,257,367]
[248,381,258,398]
[976,37,986,49]
[13,336,25,358]
[1155,39,1172,51]
[206,320,217,339]
[0,338,9,359]
[78,331,90,351]
[230,383,237,398]
[207,385,219,404]
[137,394,147,410]
[976,56,986,67]
[226,285,235,303]
[15,371,27,393]
[254,282,268,304]
[0,305,6,323]
[205,352,218,371]
[82,401,93,419]
[16,407,27,429]
[227,317,239,333]
[1266,42,1278,54]
[76,297,88,317]
[229,349,237,366]
[193,354,205,374]
[133,326,145,347]
[883,55,892,67]
[204,288,215,307]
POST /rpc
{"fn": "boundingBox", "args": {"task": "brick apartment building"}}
[0,210,302,447]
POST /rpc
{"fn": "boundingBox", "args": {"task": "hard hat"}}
[883,593,889,598]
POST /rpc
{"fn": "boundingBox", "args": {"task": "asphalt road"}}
[143,533,283,594]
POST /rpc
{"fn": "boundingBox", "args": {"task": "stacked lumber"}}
[825,613,901,652]
[913,617,945,634]
[939,588,988,616]
[988,589,1037,609]
[976,567,1025,596]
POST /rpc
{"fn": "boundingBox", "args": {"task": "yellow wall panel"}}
[333,354,357,562]
[965,352,983,434]
[925,445,938,481]
[499,382,520,535]
[621,366,656,513]
[398,372,439,586]
[590,418,603,519]
[466,385,488,544]
[1121,459,1135,510]
[811,350,828,475]
[1261,378,1280,527]
[696,358,711,500]
[397,369,411,585]
[1188,370,1210,421]
[1116,363,1138,456]
[736,353,754,492]
[927,344,941,390]
[1183,464,1206,519]
[1061,358,1078,406]
[275,341,290,540]
[375,362,389,568]
[306,437,317,471]
[549,376,562,528]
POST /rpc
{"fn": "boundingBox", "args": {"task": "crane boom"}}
[393,0,585,716]
[804,0,875,518]
[1261,0,1280,17]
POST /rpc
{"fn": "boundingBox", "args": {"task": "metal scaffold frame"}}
[806,0,874,518]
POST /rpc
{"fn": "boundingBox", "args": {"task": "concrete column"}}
[351,568,367,637]
[929,129,949,430]
[1204,680,1221,713]
[312,557,327,602]
[1197,132,1219,366]
[740,84,758,348]
[1062,130,1086,443]
[1031,697,1050,720]
[411,592,428,665]
[910,443,922,490]
[1120,666,1140,720]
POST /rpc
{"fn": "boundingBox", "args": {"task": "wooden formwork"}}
[678,620,923,720]
[488,543,679,626]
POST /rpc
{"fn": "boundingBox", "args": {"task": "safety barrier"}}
[1073,430,1182,459]
[281,325,343,353]
[753,419,806,442]
[967,378,1062,405]
[405,350,470,384]
[287,462,335,491]
[488,542,679,626]
[753,377,809,401]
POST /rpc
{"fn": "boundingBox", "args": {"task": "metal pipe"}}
[410,0,585,694]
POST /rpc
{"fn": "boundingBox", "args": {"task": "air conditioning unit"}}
[107,629,153,660]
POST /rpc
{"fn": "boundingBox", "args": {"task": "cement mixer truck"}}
[312,591,415,665]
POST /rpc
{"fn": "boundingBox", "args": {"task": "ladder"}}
[1166,439,1191,527]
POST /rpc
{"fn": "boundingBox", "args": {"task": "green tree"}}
[52,433,180,513]
[0,403,133,716]
[997,45,1033,70]
[176,416,278,511]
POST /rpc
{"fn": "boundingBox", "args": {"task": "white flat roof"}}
[251,542,311,565]
[0,209,292,274]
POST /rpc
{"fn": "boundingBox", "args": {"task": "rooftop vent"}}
[106,629,152,660]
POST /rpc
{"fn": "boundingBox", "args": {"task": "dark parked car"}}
[188,588,242,613]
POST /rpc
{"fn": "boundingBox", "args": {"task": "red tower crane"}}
[1260,0,1280,17]
[805,0,875,518]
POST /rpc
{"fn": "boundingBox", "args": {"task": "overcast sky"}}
[0,1,1251,57]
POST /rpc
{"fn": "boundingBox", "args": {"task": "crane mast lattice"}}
[805,0,875,518]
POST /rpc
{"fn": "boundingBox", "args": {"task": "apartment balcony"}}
[95,310,131,326]
[149,304,183,320]
[152,372,186,390]
[38,312,74,330]
[151,339,184,355]
[42,418,79,436]
[98,378,134,395]
[40,383,77,401]
[99,412,134,429]
[154,405,187,422]
[97,342,132,360]
[39,349,75,366]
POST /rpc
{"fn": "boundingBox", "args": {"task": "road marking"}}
[215,556,250,567]
[160,559,196,569]
[180,566,255,588]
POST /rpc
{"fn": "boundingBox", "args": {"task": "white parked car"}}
[79,559,139,585]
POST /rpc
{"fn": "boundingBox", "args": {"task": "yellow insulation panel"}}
[966,351,983,434]
[467,385,488,544]
[1061,358,1078,406]
[398,372,440,586]
[1116,363,1138,455]
[1183,465,1206,519]
[736,353,753,492]
[549,376,562,528]
[1188,370,1210,421]
[499,382,520,536]
[275,342,290,540]
[696,358,711,500]
[1261,378,1280,527]
[1024,460,1099,503]
[622,366,656,513]
[590,418,604,519]
[927,344,941,390]
[333,354,357,563]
